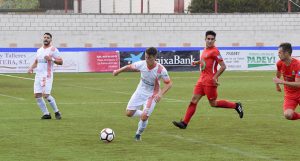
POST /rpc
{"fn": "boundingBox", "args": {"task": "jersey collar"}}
[147,62,157,70]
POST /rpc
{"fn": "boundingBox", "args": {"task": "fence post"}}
[78,0,82,13]
[214,0,218,13]
[113,0,115,13]
[64,0,68,13]
[99,0,101,13]
[288,0,291,12]
[147,0,150,13]
[130,0,132,13]
[141,0,143,13]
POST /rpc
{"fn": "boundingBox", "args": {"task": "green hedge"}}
[0,0,39,9]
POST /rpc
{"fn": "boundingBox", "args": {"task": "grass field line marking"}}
[65,84,132,95]
[0,100,184,105]
[65,84,188,102]
[64,84,281,103]
[55,75,266,81]
[0,99,185,105]
[0,74,186,104]
[0,74,34,80]
[0,93,25,101]
[0,74,31,101]
[162,132,281,161]
[0,74,277,103]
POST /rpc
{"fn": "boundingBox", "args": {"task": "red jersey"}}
[198,46,223,86]
[277,58,300,97]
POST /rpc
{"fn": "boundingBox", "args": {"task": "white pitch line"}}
[55,75,268,81]
[64,84,282,103]
[0,74,32,101]
[0,73,281,103]
[0,73,34,80]
[163,97,186,102]
[0,93,25,101]
[0,100,185,105]
[0,101,284,117]
[64,84,133,96]
[162,132,281,161]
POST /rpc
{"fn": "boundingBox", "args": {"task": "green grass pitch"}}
[0,71,299,161]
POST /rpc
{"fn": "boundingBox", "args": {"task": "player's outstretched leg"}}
[135,119,148,141]
[235,102,244,118]
[172,102,197,129]
[172,120,187,129]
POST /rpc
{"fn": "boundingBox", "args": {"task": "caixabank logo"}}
[155,51,199,71]
[120,50,200,71]
[247,52,276,68]
[156,54,195,66]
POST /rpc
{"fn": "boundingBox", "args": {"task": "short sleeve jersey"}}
[35,46,60,78]
[130,61,170,96]
[277,58,300,97]
[198,46,223,86]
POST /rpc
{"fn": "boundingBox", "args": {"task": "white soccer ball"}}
[99,128,115,143]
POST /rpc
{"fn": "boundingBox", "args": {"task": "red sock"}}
[216,100,236,109]
[183,102,197,124]
[292,112,300,120]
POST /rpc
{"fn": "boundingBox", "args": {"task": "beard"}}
[43,40,50,45]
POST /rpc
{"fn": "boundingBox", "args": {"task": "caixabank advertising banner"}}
[120,50,199,71]
[2,47,300,73]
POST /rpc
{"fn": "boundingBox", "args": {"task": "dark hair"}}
[146,47,158,57]
[44,33,52,38]
[206,30,216,38]
[279,42,292,55]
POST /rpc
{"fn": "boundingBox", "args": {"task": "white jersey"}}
[130,61,170,96]
[35,46,60,79]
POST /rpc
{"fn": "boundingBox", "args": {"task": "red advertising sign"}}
[88,51,120,72]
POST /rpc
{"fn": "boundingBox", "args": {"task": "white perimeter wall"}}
[80,0,191,13]
[0,13,299,47]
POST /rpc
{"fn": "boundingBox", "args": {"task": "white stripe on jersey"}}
[212,60,216,74]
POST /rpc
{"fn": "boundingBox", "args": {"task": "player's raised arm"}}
[53,57,63,65]
[44,55,63,65]
[113,64,136,76]
[45,48,63,65]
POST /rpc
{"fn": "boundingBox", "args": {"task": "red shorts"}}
[193,82,217,100]
[283,96,300,111]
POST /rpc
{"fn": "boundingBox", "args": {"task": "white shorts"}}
[127,92,157,116]
[34,77,53,94]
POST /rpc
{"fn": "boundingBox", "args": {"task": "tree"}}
[188,0,300,13]
[0,0,39,9]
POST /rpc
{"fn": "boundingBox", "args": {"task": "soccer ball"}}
[99,128,115,143]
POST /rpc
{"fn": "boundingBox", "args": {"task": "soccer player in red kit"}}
[273,43,300,120]
[172,30,243,129]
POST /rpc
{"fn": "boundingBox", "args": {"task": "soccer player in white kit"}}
[113,47,172,141]
[28,33,63,119]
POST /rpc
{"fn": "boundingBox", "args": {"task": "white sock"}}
[36,97,49,115]
[133,110,142,117]
[136,119,148,135]
[46,95,59,112]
